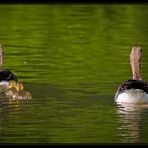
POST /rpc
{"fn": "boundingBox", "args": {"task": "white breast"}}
[115,89,148,103]
[0,81,9,92]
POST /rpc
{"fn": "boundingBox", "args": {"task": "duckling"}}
[5,81,32,100]
[15,82,32,100]
[5,80,18,99]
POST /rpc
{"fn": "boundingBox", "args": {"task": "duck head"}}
[16,82,24,91]
[8,80,17,89]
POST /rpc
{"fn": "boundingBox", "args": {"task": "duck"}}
[16,82,32,100]
[114,46,148,103]
[5,80,18,98]
[5,80,32,100]
[0,44,18,92]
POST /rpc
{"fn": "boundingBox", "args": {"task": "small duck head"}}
[16,82,24,92]
[8,80,17,89]
[5,80,18,98]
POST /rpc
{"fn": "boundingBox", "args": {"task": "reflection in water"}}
[0,92,31,142]
[116,103,148,143]
[0,92,31,113]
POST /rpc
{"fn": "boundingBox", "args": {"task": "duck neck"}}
[0,44,3,70]
[130,47,142,80]
[131,62,141,80]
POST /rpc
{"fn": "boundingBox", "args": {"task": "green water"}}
[0,4,148,143]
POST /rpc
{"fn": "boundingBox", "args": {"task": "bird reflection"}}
[116,103,148,143]
[0,91,31,137]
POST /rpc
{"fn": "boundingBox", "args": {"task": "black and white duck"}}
[115,47,148,103]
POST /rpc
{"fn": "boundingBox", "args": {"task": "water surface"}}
[0,4,148,143]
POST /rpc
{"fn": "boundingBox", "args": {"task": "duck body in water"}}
[115,79,148,103]
[115,47,148,103]
[0,70,18,92]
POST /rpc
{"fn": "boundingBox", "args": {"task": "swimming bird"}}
[115,47,148,103]
[0,44,18,92]
[5,80,32,100]
[16,82,32,100]
[5,80,18,99]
